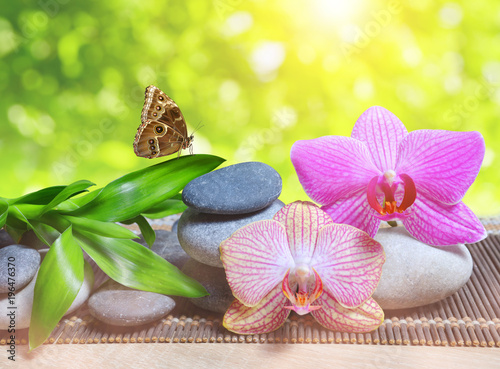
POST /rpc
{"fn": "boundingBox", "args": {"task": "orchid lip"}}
[282,268,323,315]
[367,171,416,220]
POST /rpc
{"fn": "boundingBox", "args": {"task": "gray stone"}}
[182,258,233,313]
[135,230,189,269]
[372,227,473,310]
[0,259,94,329]
[88,279,175,326]
[172,219,179,234]
[182,162,282,214]
[178,199,285,268]
[0,245,40,293]
[0,230,14,247]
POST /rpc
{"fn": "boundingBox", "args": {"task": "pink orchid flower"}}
[219,201,385,335]
[291,106,487,246]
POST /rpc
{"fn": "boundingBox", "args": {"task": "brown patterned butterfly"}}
[133,85,194,159]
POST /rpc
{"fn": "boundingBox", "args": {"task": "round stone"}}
[0,259,94,330]
[88,279,175,326]
[0,245,40,293]
[372,227,473,310]
[0,230,14,248]
[171,219,179,234]
[182,258,233,313]
[135,230,189,269]
[182,162,282,214]
[178,199,285,268]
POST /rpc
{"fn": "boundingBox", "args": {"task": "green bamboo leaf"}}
[122,215,155,246]
[40,180,95,215]
[74,230,208,297]
[141,198,187,219]
[63,215,138,239]
[29,220,61,247]
[9,186,66,205]
[65,154,224,222]
[0,198,8,228]
[57,188,103,212]
[8,206,51,246]
[29,227,84,350]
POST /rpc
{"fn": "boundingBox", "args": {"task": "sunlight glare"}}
[313,0,363,24]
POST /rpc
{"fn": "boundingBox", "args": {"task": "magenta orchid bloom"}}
[219,201,385,335]
[291,106,487,246]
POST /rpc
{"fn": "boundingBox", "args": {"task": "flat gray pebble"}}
[0,259,94,329]
[88,279,175,326]
[182,162,282,214]
[178,199,284,268]
[135,230,189,269]
[0,245,40,293]
[182,258,234,313]
[373,227,473,310]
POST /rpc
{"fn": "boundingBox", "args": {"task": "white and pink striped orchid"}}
[291,106,487,246]
[220,201,385,335]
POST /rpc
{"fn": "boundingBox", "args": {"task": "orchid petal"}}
[322,189,381,237]
[312,289,384,333]
[351,106,408,172]
[402,195,487,246]
[220,220,294,307]
[291,136,379,205]
[273,201,334,261]
[223,284,290,334]
[396,130,485,205]
[312,224,385,308]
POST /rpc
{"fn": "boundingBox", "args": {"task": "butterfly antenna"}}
[191,121,204,135]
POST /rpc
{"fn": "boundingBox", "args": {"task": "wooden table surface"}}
[3,344,500,369]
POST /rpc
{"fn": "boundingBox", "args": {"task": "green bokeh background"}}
[1,0,499,215]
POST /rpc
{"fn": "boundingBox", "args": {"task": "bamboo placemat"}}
[2,216,500,347]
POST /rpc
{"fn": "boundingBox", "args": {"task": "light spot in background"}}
[353,77,375,100]
[339,24,359,44]
[482,61,500,85]
[250,41,286,78]
[219,80,240,102]
[30,39,51,60]
[483,147,495,168]
[97,88,127,115]
[443,74,463,94]
[443,51,464,73]
[439,3,463,28]
[396,84,427,107]
[7,105,55,142]
[313,0,362,24]
[297,44,316,65]
[272,106,298,129]
[38,115,55,136]
[22,69,43,90]
[137,65,158,87]
[223,12,253,37]
[0,18,19,57]
[402,46,423,67]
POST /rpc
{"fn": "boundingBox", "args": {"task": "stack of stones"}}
[177,161,284,313]
[0,236,94,330]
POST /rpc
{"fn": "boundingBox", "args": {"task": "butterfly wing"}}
[133,121,184,158]
[134,85,189,158]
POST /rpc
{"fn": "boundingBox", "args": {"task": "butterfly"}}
[133,85,194,159]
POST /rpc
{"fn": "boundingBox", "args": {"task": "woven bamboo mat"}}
[2,216,500,347]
